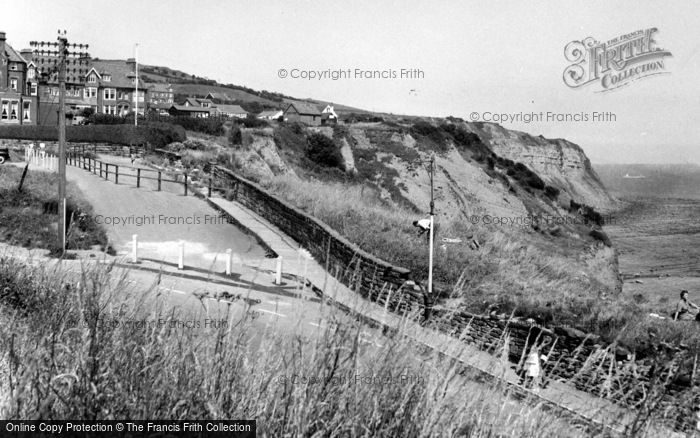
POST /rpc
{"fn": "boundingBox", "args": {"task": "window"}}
[10,102,18,120]
[10,64,17,71]
[104,88,116,100]
[84,87,97,98]
[87,73,97,83]
[30,83,37,96]
[102,105,117,115]
[103,74,111,82]
[23,102,30,122]
[27,68,35,79]
[1,101,7,120]
[10,78,17,91]
[118,91,127,100]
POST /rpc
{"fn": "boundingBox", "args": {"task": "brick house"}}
[86,58,146,116]
[283,102,322,126]
[0,32,37,125]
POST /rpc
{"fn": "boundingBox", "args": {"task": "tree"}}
[307,133,343,168]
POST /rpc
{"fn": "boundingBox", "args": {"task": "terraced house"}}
[0,32,36,124]
[86,59,146,116]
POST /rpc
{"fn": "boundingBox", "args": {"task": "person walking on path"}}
[674,290,699,321]
[521,346,548,392]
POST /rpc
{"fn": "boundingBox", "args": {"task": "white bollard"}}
[225,248,232,276]
[131,234,138,263]
[275,256,283,285]
[178,241,185,270]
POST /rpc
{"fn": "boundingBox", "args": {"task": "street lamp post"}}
[427,154,435,296]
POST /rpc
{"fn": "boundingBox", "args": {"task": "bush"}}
[236,115,269,128]
[307,133,343,168]
[0,123,184,150]
[544,185,560,199]
[164,117,225,136]
[229,125,242,146]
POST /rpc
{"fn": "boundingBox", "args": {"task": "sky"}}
[2,0,699,164]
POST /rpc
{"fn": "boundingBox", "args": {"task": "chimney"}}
[20,48,32,61]
[0,32,6,57]
[126,57,136,73]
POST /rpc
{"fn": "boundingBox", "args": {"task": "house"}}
[86,58,147,116]
[205,92,235,104]
[321,104,338,125]
[0,32,38,125]
[183,97,214,108]
[212,104,247,118]
[283,102,322,126]
[167,104,211,118]
[147,83,173,106]
[257,109,283,120]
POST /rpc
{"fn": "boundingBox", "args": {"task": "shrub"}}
[236,115,269,129]
[307,133,343,168]
[165,117,225,136]
[544,185,560,199]
[229,125,242,146]
[523,173,546,190]
[0,124,184,149]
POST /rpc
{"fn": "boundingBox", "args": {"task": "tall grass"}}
[0,256,597,437]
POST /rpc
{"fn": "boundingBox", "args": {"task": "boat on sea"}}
[623,173,646,179]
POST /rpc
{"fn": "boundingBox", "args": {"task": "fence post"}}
[105,163,109,180]
[99,161,103,178]
[183,172,188,196]
[131,234,138,263]
[158,171,162,191]
[115,165,119,184]
[274,256,283,285]
[178,241,184,270]
[208,177,212,198]
[136,168,141,188]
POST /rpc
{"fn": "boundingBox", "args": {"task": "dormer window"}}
[104,74,111,82]
[27,67,35,79]
[87,73,97,83]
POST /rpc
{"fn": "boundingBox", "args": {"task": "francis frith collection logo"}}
[563,28,672,91]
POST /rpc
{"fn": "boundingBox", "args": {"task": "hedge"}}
[0,123,185,149]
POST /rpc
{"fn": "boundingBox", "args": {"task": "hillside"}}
[160,117,624,339]
[139,64,369,113]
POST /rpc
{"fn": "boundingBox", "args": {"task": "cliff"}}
[466,122,617,212]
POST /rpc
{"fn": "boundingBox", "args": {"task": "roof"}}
[206,92,233,101]
[286,102,321,116]
[170,105,212,113]
[184,98,200,106]
[4,43,26,63]
[147,83,172,93]
[214,104,247,114]
[90,60,145,89]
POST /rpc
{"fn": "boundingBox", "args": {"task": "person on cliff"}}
[674,290,699,321]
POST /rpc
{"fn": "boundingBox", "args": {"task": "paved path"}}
[63,155,268,272]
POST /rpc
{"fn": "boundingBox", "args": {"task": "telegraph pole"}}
[57,30,68,255]
[134,43,139,127]
[427,154,435,295]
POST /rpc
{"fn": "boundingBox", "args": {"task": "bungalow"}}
[168,104,211,118]
[283,102,322,126]
[212,104,247,118]
[257,109,283,120]
[183,97,213,108]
